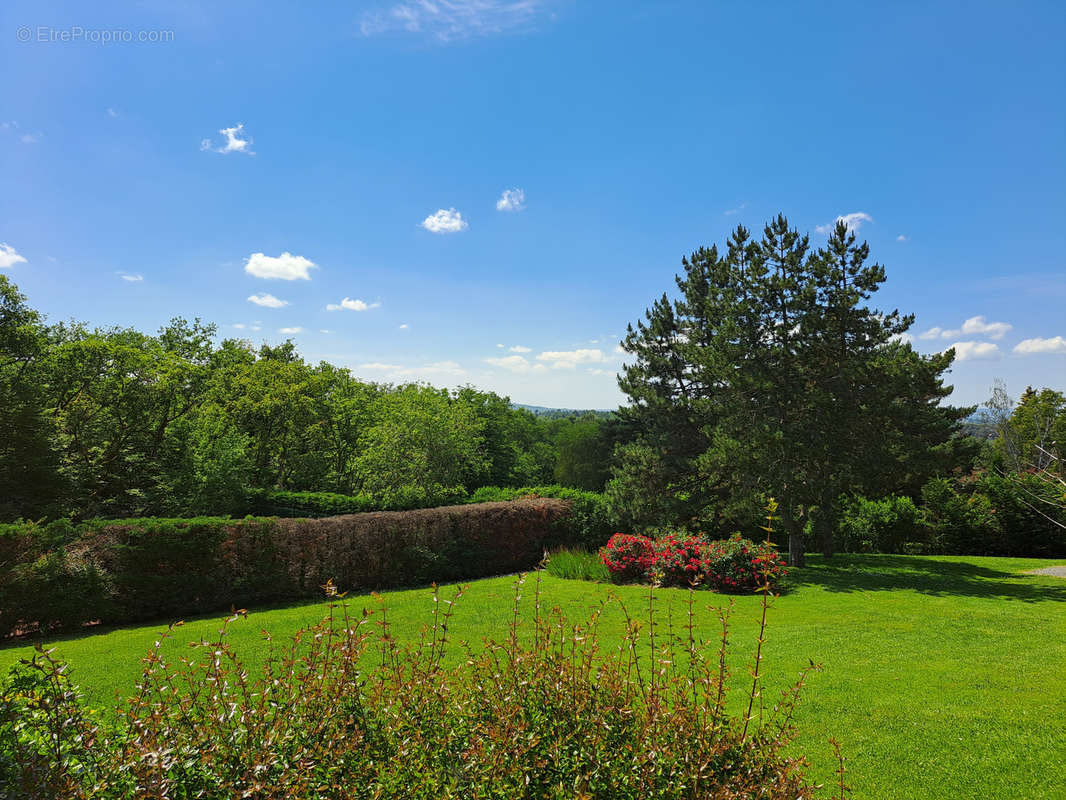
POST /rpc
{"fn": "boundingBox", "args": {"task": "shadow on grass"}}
[791,554,1066,603]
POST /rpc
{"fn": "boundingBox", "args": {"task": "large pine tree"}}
[614,216,970,565]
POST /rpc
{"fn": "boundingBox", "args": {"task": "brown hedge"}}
[1,498,573,635]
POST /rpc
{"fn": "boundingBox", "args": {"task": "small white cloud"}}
[320,329,331,334]
[422,360,466,375]
[724,202,747,216]
[232,323,247,329]
[0,244,28,268]
[509,345,531,353]
[957,315,1012,340]
[496,188,526,212]
[325,297,381,312]
[421,208,468,234]
[945,341,1002,361]
[1013,336,1066,355]
[918,327,943,340]
[486,355,548,373]
[201,123,254,155]
[279,326,303,335]
[107,108,119,118]
[399,323,409,329]
[496,343,504,348]
[248,293,289,308]
[245,252,316,281]
[360,0,552,42]
[118,272,143,282]
[536,348,607,369]
[896,234,908,242]
[815,212,873,236]
[614,344,626,354]
[889,332,914,345]
[588,368,614,376]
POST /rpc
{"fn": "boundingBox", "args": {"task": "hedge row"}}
[247,485,614,550]
[0,499,572,637]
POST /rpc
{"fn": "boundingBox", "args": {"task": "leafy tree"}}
[0,276,64,520]
[616,216,967,564]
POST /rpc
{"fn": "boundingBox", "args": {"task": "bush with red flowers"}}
[599,533,656,582]
[600,532,787,593]
[702,533,787,593]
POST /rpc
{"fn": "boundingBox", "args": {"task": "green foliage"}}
[543,548,611,582]
[0,580,822,799]
[838,495,925,554]
[248,486,471,517]
[615,216,969,564]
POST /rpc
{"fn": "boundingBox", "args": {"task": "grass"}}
[544,546,611,582]
[2,553,1064,799]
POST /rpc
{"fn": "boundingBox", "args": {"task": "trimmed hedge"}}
[468,486,612,549]
[0,499,572,637]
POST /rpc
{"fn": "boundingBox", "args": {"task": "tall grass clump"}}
[0,505,842,799]
[544,547,611,582]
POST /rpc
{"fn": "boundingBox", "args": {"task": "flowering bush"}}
[600,532,787,593]
[702,534,787,593]
[652,534,710,587]
[599,533,656,582]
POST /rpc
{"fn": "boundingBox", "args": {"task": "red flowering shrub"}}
[702,534,787,593]
[600,532,787,593]
[652,534,710,587]
[599,533,656,582]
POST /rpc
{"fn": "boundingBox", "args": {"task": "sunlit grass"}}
[2,554,1064,800]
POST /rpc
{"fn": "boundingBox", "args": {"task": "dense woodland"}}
[1,218,1064,562]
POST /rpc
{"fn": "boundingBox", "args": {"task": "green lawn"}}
[2,554,1064,799]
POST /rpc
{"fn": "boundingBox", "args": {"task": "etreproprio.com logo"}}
[16,26,175,44]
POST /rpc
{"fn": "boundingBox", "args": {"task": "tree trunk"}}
[788,531,805,568]
[818,487,836,558]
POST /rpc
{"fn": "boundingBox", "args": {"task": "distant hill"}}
[513,403,615,419]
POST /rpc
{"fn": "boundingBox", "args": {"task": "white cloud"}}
[325,297,381,312]
[918,327,943,340]
[815,212,873,235]
[107,108,119,118]
[896,234,908,242]
[944,341,1002,361]
[614,344,626,354]
[536,348,607,369]
[201,123,254,155]
[509,345,531,353]
[248,292,288,308]
[232,323,262,332]
[320,329,331,334]
[496,188,526,212]
[1013,336,1066,355]
[889,332,914,345]
[244,252,316,280]
[118,272,143,282]
[724,202,747,216]
[496,343,504,348]
[588,368,614,376]
[279,326,303,335]
[421,208,468,234]
[361,0,552,42]
[486,355,548,373]
[399,323,409,329]
[360,360,467,378]
[957,315,1012,340]
[0,244,28,268]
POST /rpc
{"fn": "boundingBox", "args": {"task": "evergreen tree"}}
[615,216,969,564]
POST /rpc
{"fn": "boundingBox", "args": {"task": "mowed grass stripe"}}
[1,554,1063,800]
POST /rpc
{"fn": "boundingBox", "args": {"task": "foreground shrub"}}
[701,534,788,593]
[0,576,834,799]
[0,500,573,636]
[600,533,656,582]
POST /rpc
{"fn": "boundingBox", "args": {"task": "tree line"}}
[0,274,616,521]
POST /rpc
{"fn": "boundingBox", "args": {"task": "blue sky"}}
[2,0,1064,409]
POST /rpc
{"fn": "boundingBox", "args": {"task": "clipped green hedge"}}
[0,499,574,637]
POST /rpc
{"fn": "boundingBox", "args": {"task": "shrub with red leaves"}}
[599,533,656,582]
